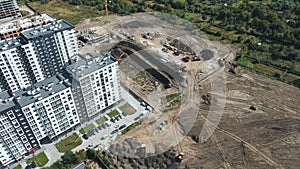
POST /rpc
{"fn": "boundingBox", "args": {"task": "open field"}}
[179,67,300,168]
[27,0,101,25]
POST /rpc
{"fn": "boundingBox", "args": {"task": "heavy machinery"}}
[175,152,184,163]
[174,137,184,163]
[117,53,126,62]
[182,55,201,62]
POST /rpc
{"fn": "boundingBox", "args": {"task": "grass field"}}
[107,110,120,118]
[119,103,137,115]
[27,0,101,25]
[79,123,96,134]
[26,152,48,167]
[96,116,108,125]
[55,133,82,152]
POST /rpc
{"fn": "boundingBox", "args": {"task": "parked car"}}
[119,124,127,130]
[102,123,107,129]
[111,129,119,135]
[101,134,108,140]
[90,129,95,135]
[122,112,127,117]
[118,114,122,119]
[95,128,99,133]
[134,116,140,121]
[105,122,109,127]
[110,118,115,123]
[82,134,89,140]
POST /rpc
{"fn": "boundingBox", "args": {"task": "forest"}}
[22,0,300,87]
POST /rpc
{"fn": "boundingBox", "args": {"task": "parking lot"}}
[72,86,151,152]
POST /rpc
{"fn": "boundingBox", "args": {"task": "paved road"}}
[43,144,63,167]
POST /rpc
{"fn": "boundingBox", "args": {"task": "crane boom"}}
[104,0,110,35]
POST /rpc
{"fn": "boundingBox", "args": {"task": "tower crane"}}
[104,0,110,36]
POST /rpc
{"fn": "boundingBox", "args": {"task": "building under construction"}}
[0,13,55,40]
[0,0,21,21]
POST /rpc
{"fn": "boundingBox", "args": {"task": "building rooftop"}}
[0,14,55,36]
[0,74,71,111]
[21,19,74,40]
[67,53,116,78]
[0,90,15,112]
[0,37,22,51]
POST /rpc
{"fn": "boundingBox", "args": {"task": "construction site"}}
[76,13,300,169]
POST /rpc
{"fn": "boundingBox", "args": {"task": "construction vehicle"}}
[175,152,184,163]
[117,53,126,62]
[174,138,184,163]
[182,54,202,62]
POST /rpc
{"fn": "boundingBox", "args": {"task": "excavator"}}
[117,53,126,62]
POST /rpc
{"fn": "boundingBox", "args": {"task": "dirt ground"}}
[76,13,300,169]
[112,65,300,169]
[182,66,300,169]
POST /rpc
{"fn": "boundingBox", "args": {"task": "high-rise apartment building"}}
[66,53,121,122]
[0,0,21,21]
[0,74,80,166]
[0,14,78,92]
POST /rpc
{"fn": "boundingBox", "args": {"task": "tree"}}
[86,149,97,160]
[170,0,185,9]
[62,151,79,165]
[50,160,66,169]
[252,7,265,18]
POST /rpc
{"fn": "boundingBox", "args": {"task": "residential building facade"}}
[66,53,121,122]
[0,74,80,166]
[0,15,78,92]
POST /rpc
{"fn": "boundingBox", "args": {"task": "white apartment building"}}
[0,74,80,167]
[67,53,121,122]
[0,15,78,92]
